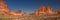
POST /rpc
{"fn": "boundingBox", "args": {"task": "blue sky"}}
[5,0,60,13]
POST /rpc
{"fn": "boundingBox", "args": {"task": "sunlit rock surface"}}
[34,6,58,16]
[0,0,9,12]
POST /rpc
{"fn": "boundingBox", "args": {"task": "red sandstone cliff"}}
[34,6,58,16]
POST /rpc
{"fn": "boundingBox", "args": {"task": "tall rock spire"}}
[39,6,47,12]
[35,6,47,16]
[0,0,9,12]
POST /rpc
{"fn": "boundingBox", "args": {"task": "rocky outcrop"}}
[0,0,9,12]
[34,6,57,16]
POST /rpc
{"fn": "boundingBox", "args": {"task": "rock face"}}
[0,0,23,18]
[16,10,22,16]
[0,0,9,12]
[34,6,57,16]
[0,0,10,17]
[0,0,30,19]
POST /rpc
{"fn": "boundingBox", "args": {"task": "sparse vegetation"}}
[0,13,60,20]
[0,13,12,20]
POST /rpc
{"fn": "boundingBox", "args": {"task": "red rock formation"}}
[35,6,47,16]
[0,0,10,17]
[23,12,29,17]
[0,0,9,12]
[46,6,57,15]
[35,6,57,16]
[39,6,47,12]
[34,10,39,16]
[16,10,22,16]
[0,0,23,18]
[8,10,23,17]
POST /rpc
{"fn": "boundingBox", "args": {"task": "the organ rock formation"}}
[34,6,58,16]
